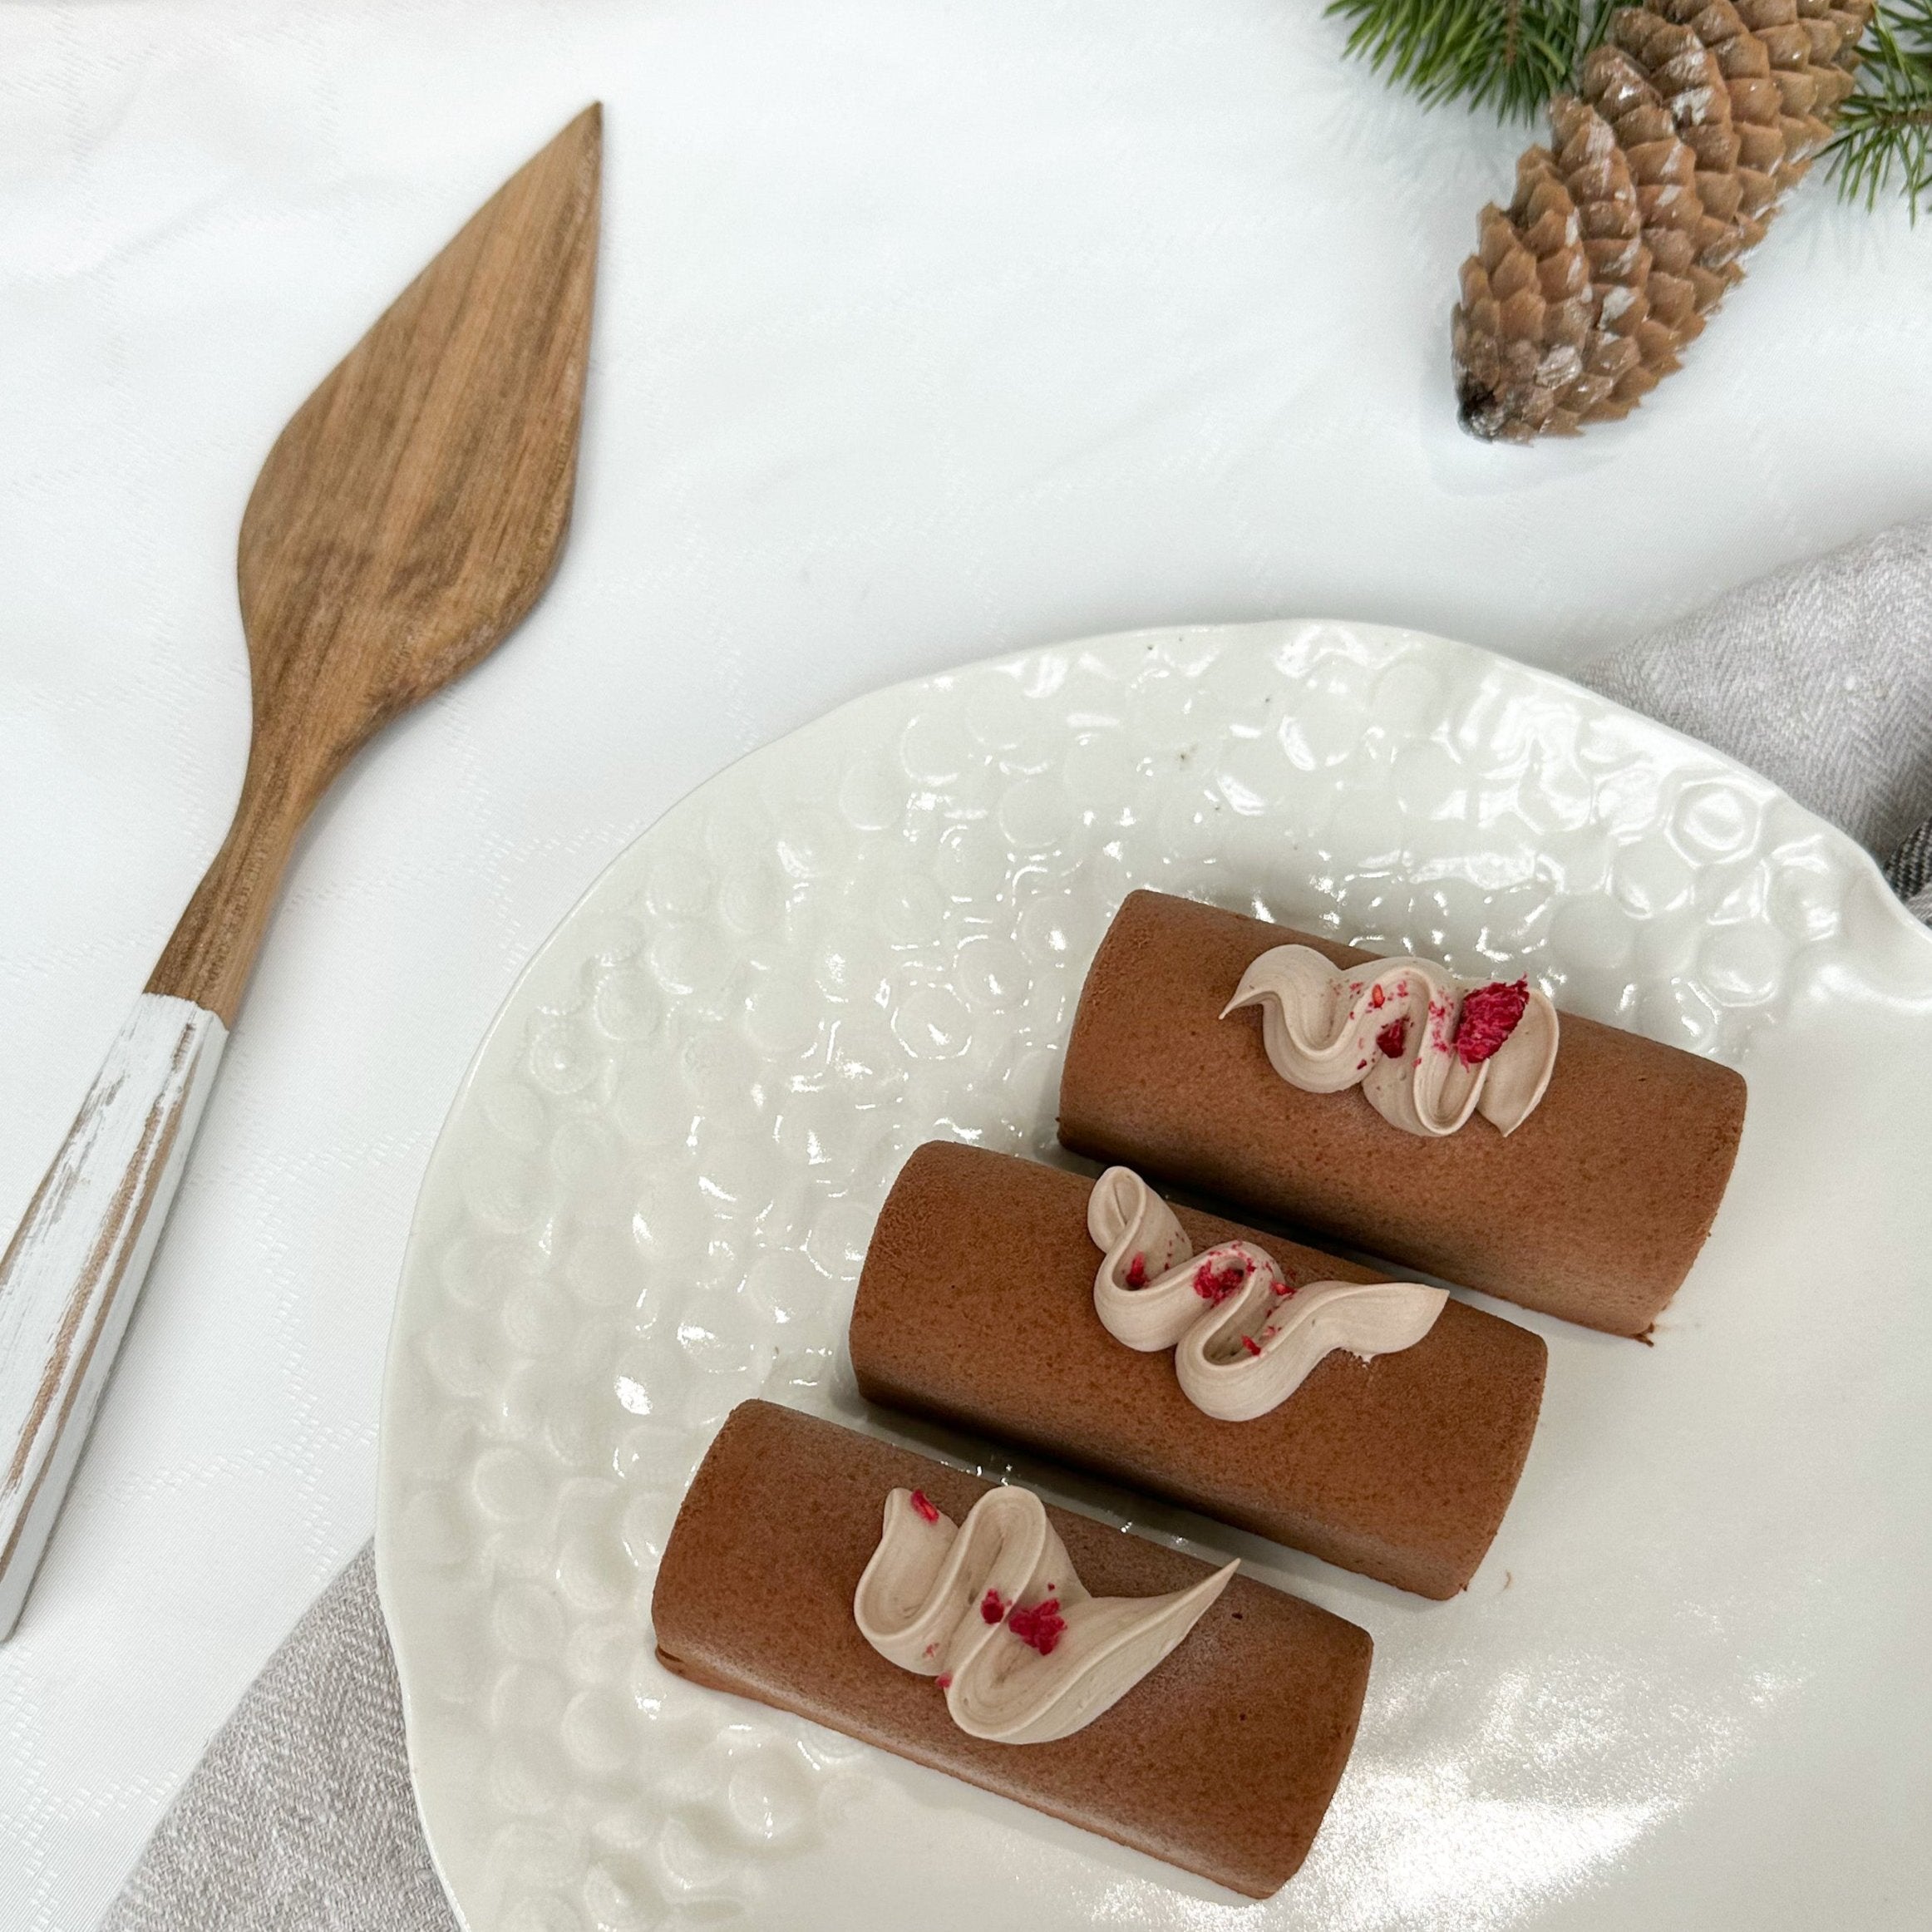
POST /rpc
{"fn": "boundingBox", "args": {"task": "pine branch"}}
[1825,0,1932,218]
[1331,0,1930,213]
[1324,0,1609,121]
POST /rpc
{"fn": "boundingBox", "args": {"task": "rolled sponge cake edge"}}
[1058,890,1747,1336]
[849,1141,1546,1599]
[650,1398,1374,1900]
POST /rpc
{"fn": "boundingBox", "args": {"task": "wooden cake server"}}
[0,104,602,1638]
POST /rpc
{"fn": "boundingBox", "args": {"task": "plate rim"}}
[373,614,1932,1930]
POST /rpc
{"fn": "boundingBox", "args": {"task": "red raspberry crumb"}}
[1005,1597,1067,1655]
[1455,978,1530,1066]
[909,1488,940,1524]
[1370,983,1386,1009]
[980,1589,1006,1624]
[923,1642,937,1657]
[1376,1017,1408,1059]
[936,1673,952,1690]
[1193,1255,1248,1304]
[1125,1252,1148,1289]
[1240,1334,1262,1357]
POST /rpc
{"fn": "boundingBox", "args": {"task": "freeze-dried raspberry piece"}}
[1456,979,1530,1066]
[1193,1255,1248,1304]
[1005,1597,1067,1655]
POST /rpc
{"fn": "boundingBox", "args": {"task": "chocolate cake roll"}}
[653,1400,1373,1898]
[849,1141,1545,1599]
[1057,890,1747,1337]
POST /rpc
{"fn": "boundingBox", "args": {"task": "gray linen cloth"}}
[1581,518,1932,916]
[102,1545,457,1932]
[102,516,1932,1932]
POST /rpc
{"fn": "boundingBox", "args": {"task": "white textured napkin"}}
[99,517,1932,1932]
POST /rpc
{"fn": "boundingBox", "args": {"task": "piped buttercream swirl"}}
[853,1481,1234,1743]
[1087,1166,1447,1422]
[1220,944,1559,1138]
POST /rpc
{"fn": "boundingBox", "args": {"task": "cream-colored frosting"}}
[1087,1166,1447,1422]
[853,1481,1234,1744]
[1221,944,1559,1137]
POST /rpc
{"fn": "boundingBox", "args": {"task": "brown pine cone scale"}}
[1452,0,1873,440]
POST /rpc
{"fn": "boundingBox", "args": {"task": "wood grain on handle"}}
[0,997,225,1637]
[147,105,600,1028]
[145,753,310,1026]
[0,106,599,1637]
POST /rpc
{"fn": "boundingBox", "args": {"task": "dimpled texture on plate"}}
[377,622,1925,1932]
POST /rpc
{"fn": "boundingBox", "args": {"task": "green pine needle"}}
[1324,0,1607,122]
[1825,0,1932,219]
[1328,0,1931,214]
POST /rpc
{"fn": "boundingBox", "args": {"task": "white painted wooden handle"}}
[0,993,226,1639]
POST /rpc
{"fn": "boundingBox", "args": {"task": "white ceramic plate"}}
[377,621,1932,1932]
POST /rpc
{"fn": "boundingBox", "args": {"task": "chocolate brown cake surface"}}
[1058,890,1747,1336]
[651,1400,1372,1898]
[850,1142,1545,1598]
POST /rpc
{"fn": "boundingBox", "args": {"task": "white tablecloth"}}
[1,6,1927,1928]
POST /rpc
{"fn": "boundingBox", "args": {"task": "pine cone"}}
[1451,0,1875,441]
